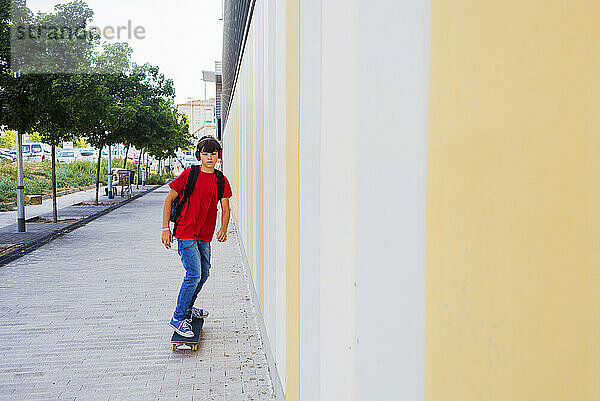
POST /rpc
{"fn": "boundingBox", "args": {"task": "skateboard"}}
[171,317,204,351]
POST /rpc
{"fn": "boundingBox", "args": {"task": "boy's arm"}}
[161,189,179,248]
[216,198,231,242]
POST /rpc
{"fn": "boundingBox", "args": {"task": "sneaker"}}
[169,317,194,338]
[191,307,209,319]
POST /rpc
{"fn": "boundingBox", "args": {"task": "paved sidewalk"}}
[0,185,155,250]
[0,185,277,400]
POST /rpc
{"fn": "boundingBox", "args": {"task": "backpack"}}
[170,165,225,236]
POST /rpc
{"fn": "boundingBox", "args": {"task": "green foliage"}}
[0,129,15,147]
[145,171,174,186]
[74,137,87,147]
[13,1,97,74]
[94,42,133,74]
[28,131,41,142]
[144,99,192,160]
[0,173,15,205]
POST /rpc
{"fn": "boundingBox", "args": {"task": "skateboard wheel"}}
[172,344,177,351]
[193,345,198,351]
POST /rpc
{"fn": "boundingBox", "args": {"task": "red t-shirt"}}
[169,168,232,240]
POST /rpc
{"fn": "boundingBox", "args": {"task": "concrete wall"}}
[221,0,289,395]
[222,0,600,400]
[223,1,429,400]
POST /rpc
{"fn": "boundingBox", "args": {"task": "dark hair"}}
[196,136,221,154]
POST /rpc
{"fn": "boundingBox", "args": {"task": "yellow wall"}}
[426,1,600,400]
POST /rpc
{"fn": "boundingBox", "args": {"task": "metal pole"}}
[108,143,113,199]
[16,131,25,232]
[203,80,207,136]
[189,98,194,140]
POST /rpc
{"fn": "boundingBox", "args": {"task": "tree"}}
[145,100,191,168]
[100,60,184,188]
[25,1,97,221]
[0,1,42,144]
[0,71,42,148]
[11,0,97,75]
[37,75,79,222]
[72,42,135,203]
[75,73,122,204]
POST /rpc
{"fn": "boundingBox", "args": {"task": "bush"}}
[145,172,174,185]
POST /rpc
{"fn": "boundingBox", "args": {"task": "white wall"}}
[318,0,358,399]
[354,0,430,399]
[273,0,287,389]
[299,0,322,399]
[221,0,288,395]
[223,1,430,399]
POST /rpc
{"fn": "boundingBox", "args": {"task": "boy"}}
[161,136,232,337]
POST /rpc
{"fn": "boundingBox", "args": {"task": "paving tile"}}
[0,186,276,400]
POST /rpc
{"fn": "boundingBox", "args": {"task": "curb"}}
[0,185,163,267]
[1,184,103,210]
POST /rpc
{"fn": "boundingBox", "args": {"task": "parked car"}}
[183,155,200,168]
[22,142,51,162]
[0,149,16,162]
[57,149,81,163]
[0,153,15,162]
[78,149,98,162]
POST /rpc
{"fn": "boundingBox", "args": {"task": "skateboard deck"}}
[171,317,204,351]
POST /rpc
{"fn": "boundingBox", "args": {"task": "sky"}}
[27,0,223,105]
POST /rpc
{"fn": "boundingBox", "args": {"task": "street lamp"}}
[202,70,216,103]
[201,70,216,135]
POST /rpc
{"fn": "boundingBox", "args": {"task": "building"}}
[176,99,217,142]
[221,1,600,401]
[215,61,223,141]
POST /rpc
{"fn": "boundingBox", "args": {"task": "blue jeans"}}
[173,239,211,320]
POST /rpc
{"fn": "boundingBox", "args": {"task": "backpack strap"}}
[183,165,201,200]
[173,165,200,236]
[216,169,225,202]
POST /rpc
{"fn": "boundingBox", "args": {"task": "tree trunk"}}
[136,148,143,188]
[51,144,57,223]
[95,143,104,205]
[123,145,130,169]
[145,153,149,182]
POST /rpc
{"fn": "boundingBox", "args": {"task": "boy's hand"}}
[161,229,173,249]
[216,228,227,242]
